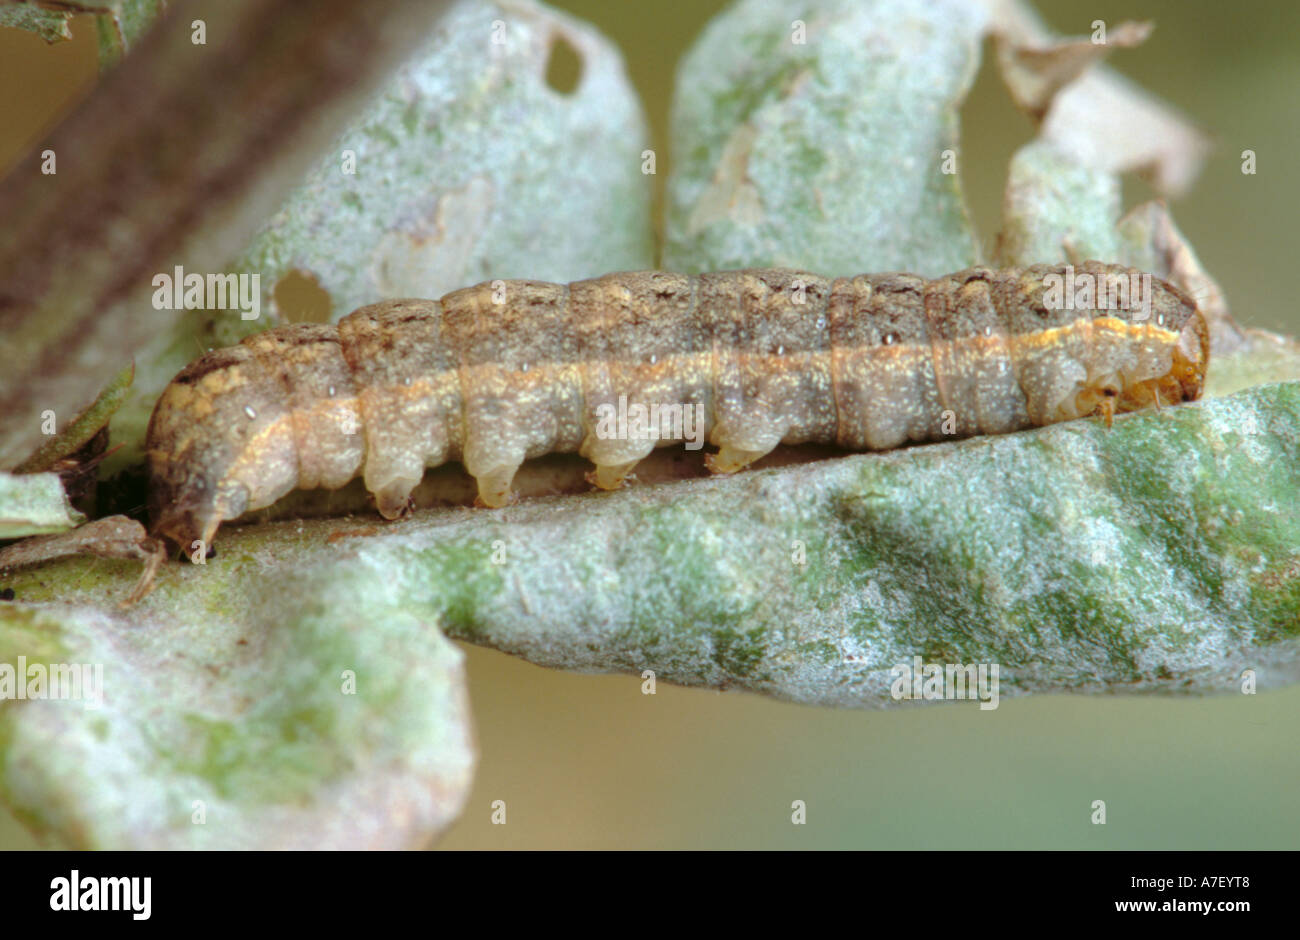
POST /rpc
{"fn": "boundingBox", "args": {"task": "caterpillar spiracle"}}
[146,262,1209,552]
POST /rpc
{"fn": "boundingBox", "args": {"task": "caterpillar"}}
[146,262,1209,552]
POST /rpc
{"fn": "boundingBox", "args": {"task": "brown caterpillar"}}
[146,262,1209,551]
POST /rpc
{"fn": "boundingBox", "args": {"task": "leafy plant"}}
[0,0,1296,848]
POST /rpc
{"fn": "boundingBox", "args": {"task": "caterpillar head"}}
[1170,304,1211,402]
[1073,273,1210,419]
[1117,284,1209,412]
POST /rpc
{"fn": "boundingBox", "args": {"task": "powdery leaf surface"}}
[0,473,85,540]
[664,0,985,277]
[1,567,474,849]
[235,0,652,329]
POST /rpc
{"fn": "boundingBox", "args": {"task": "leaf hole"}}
[544,33,583,95]
[273,269,333,324]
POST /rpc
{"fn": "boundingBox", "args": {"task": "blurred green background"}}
[1,0,1296,849]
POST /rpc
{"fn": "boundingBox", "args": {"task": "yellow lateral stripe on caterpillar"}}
[145,263,1209,551]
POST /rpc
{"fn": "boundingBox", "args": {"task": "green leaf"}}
[0,472,84,539]
[997,139,1124,266]
[0,5,73,43]
[0,584,474,848]
[231,0,652,335]
[0,1,165,62]
[664,0,984,275]
[14,364,132,474]
[94,0,169,68]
